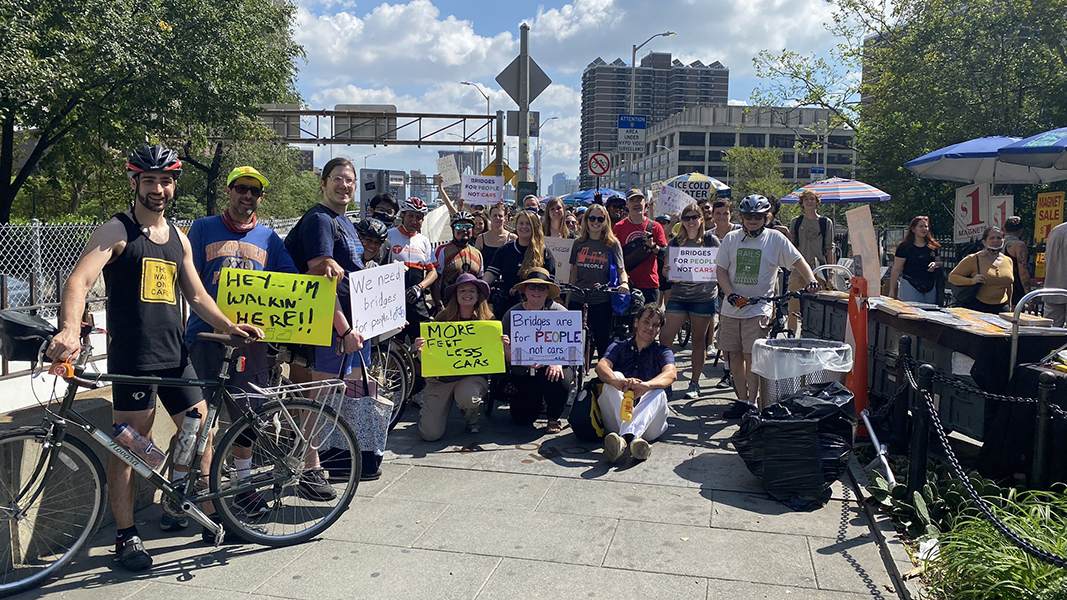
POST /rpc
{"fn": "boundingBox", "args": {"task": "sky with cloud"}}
[289,0,840,189]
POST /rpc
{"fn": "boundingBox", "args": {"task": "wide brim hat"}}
[443,272,490,305]
[511,267,561,298]
[226,166,269,189]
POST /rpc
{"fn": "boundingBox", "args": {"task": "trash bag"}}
[730,380,856,511]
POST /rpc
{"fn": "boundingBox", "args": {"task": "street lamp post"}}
[535,116,559,195]
[629,31,675,187]
[461,81,492,171]
[363,153,377,169]
[654,144,672,183]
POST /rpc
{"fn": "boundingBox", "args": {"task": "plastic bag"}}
[751,338,852,381]
[730,381,856,510]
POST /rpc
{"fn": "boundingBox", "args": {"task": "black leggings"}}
[507,367,572,425]
[568,300,614,360]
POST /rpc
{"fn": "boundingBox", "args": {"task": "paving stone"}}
[480,557,707,600]
[536,477,713,527]
[321,496,450,547]
[706,578,880,599]
[604,519,816,587]
[377,466,554,510]
[355,463,412,497]
[257,540,499,600]
[808,534,898,596]
[412,504,617,566]
[711,490,871,539]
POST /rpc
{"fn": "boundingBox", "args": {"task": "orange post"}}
[845,276,869,437]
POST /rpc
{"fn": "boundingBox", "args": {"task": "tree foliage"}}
[723,146,793,202]
[0,0,304,223]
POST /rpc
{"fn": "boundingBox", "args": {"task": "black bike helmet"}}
[355,218,389,241]
[126,144,182,179]
[451,210,475,224]
[604,195,626,208]
[654,213,672,226]
[738,194,771,215]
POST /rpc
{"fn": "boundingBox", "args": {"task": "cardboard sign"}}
[462,174,504,205]
[544,237,574,284]
[658,185,695,216]
[218,268,336,346]
[436,155,461,187]
[954,183,991,243]
[668,246,718,282]
[509,310,583,366]
[845,204,881,298]
[989,195,1014,230]
[420,320,506,377]
[422,205,453,245]
[348,262,406,339]
[671,179,716,202]
[1036,192,1065,243]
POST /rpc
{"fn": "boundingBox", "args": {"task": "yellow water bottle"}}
[621,390,634,422]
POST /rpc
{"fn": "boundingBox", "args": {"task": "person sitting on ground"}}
[501,268,573,434]
[594,303,677,462]
[413,273,501,440]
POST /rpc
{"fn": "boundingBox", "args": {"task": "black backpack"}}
[791,215,829,247]
[570,377,608,441]
[284,209,345,274]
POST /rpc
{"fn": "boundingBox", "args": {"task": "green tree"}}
[0,0,303,223]
[723,146,793,202]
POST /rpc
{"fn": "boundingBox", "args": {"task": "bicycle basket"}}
[0,310,57,363]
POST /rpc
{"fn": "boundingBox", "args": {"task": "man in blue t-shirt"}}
[594,303,677,463]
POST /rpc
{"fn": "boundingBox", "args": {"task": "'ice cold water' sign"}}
[348,262,406,339]
[509,310,583,366]
[217,268,336,346]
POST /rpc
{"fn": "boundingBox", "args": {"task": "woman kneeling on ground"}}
[501,267,574,434]
[594,303,677,462]
[413,273,503,440]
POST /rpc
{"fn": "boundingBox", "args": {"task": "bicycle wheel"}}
[368,342,408,430]
[210,399,359,546]
[0,427,106,595]
[676,319,691,348]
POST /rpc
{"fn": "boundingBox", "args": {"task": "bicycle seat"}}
[196,332,258,347]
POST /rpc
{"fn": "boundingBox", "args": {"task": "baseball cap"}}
[626,188,645,201]
[226,166,270,189]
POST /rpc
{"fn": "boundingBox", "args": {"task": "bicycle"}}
[558,283,627,387]
[732,289,810,339]
[0,316,360,595]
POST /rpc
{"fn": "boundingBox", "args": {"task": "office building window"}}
[679,132,706,147]
[708,132,734,147]
[741,133,765,147]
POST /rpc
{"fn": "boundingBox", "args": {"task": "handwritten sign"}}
[462,174,504,205]
[437,155,461,187]
[509,311,583,366]
[218,268,336,346]
[668,246,719,282]
[420,320,505,377]
[658,185,695,216]
[349,262,406,339]
[544,237,573,284]
[1036,192,1064,243]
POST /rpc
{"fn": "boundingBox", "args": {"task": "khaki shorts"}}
[717,314,771,354]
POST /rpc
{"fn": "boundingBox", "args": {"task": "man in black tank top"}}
[47,145,263,572]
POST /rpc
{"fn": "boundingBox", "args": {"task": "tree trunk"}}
[205,142,225,216]
[0,104,15,224]
[69,177,86,214]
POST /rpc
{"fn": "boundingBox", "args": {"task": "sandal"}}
[546,420,562,434]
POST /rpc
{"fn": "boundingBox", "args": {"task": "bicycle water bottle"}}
[113,423,167,470]
[172,408,202,467]
[620,390,634,422]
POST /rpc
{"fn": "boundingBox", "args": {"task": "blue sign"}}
[810,166,826,176]
[618,115,647,129]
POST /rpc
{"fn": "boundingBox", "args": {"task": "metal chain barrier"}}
[902,360,1067,569]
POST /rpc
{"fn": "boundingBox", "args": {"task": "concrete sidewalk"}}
[28,349,898,600]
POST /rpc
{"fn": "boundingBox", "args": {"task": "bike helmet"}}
[126,144,182,179]
[654,213,672,226]
[400,196,429,214]
[451,210,475,224]
[355,218,389,242]
[738,194,771,215]
[604,195,626,208]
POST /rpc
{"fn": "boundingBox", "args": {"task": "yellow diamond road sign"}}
[482,160,516,185]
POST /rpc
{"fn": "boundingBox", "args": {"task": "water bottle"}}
[172,408,202,467]
[113,424,167,470]
[620,390,634,422]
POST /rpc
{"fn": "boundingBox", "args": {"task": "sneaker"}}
[603,432,627,463]
[232,490,270,516]
[466,421,481,434]
[683,381,700,399]
[715,372,734,389]
[115,535,153,571]
[298,469,337,501]
[630,438,652,461]
[723,401,755,419]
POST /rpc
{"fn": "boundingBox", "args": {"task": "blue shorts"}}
[312,337,372,377]
[665,297,718,318]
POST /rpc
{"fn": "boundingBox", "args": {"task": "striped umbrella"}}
[664,172,731,199]
[781,177,890,203]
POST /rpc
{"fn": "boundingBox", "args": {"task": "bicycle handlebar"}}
[735,289,810,307]
[557,283,628,295]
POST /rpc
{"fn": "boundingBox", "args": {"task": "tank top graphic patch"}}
[735,248,763,286]
[141,257,178,304]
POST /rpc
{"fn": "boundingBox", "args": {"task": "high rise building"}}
[547,172,579,197]
[580,52,729,189]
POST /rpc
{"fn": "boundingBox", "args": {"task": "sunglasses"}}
[524,283,549,291]
[586,216,606,223]
[453,223,473,231]
[566,220,578,226]
[230,184,263,198]
[741,213,765,221]
[682,214,701,222]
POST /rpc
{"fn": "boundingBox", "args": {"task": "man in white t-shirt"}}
[388,197,437,341]
[715,194,819,419]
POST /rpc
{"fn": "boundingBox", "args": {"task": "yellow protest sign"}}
[1036,192,1064,243]
[420,320,506,377]
[217,268,336,346]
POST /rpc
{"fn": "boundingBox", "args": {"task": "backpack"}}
[791,215,830,254]
[570,377,607,441]
[622,219,657,271]
[284,209,344,274]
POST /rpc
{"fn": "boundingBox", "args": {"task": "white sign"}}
[422,206,453,245]
[544,237,574,285]
[658,185,695,216]
[667,246,719,282]
[954,183,991,243]
[461,174,504,205]
[845,204,881,298]
[989,195,1014,230]
[509,310,583,366]
[617,115,647,154]
[436,155,461,187]
[588,153,610,177]
[348,262,406,339]
[671,179,716,202]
